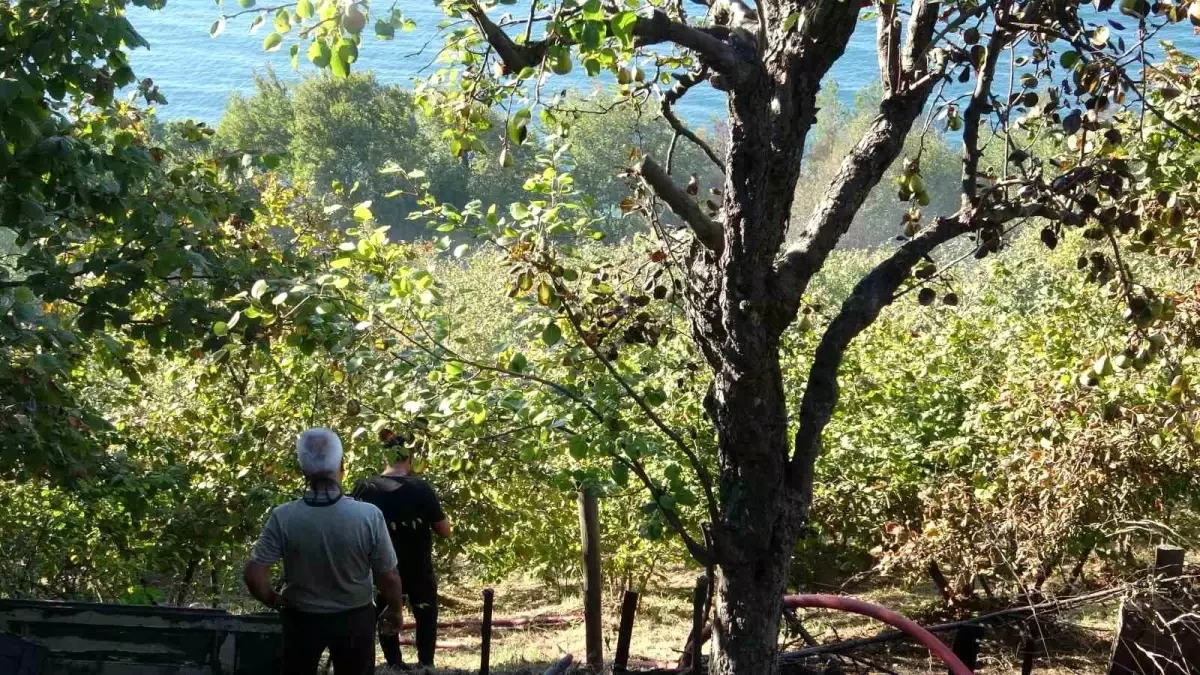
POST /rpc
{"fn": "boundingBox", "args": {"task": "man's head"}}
[380,427,421,470]
[296,427,344,481]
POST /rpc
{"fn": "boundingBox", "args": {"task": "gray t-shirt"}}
[250,496,398,613]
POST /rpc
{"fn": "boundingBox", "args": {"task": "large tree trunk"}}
[704,358,802,674]
[710,520,796,674]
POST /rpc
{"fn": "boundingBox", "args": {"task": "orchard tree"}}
[215,0,1199,670]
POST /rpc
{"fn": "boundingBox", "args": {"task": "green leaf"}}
[542,322,562,346]
[274,9,291,32]
[271,292,289,306]
[238,0,255,7]
[508,109,531,145]
[1061,50,1080,70]
[331,42,353,77]
[296,0,315,19]
[510,202,530,220]
[537,281,555,306]
[251,279,268,300]
[612,11,638,45]
[308,39,331,67]
[353,202,373,222]
[375,20,395,39]
[210,17,226,37]
[582,0,604,19]
[508,352,528,372]
[782,12,800,32]
[611,460,629,486]
[644,388,667,407]
[213,321,228,336]
[569,435,588,460]
[262,32,283,52]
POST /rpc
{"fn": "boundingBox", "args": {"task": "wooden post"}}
[1108,545,1198,675]
[950,624,983,673]
[614,590,639,672]
[691,575,709,675]
[1154,545,1185,580]
[578,488,603,672]
[480,588,494,675]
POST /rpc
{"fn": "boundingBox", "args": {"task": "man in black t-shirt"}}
[352,429,450,669]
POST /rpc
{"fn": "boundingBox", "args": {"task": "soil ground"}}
[364,570,1120,674]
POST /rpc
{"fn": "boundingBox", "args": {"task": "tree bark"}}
[702,338,802,675]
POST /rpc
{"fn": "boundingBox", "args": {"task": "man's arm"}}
[245,509,284,610]
[433,518,451,538]
[368,507,403,632]
[243,562,281,609]
[426,483,451,538]
[374,567,404,634]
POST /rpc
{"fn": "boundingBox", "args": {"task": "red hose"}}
[783,594,972,675]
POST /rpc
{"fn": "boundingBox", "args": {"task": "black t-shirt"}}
[352,475,445,578]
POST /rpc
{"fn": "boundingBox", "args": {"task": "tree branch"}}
[661,68,726,173]
[636,156,724,254]
[787,215,972,494]
[876,1,900,95]
[785,188,1066,497]
[961,28,1008,207]
[466,3,547,73]
[631,9,751,82]
[901,0,941,73]
[556,286,721,526]
[612,454,712,564]
[769,85,940,333]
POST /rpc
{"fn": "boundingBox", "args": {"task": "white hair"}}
[296,428,343,477]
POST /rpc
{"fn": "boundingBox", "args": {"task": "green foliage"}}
[8,0,1200,617]
[217,71,475,237]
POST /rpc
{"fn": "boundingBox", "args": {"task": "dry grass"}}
[365,569,1121,674]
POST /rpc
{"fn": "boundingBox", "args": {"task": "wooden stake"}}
[950,624,983,673]
[1154,545,1184,580]
[614,590,639,672]
[691,575,709,675]
[578,488,603,672]
[480,588,494,675]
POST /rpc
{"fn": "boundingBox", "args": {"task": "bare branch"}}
[466,3,546,73]
[901,0,941,73]
[787,215,972,493]
[770,82,940,333]
[961,28,1008,207]
[636,156,725,254]
[876,1,900,95]
[662,68,727,173]
[785,188,1067,496]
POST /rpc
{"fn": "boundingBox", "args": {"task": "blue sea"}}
[126,0,1196,126]
[126,0,875,125]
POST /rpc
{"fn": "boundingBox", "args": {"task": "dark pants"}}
[375,571,438,667]
[280,604,375,675]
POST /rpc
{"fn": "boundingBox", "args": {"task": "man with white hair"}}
[244,428,405,675]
